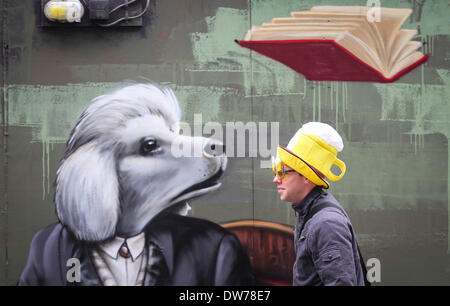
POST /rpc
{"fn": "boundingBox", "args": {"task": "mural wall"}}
[0,0,449,285]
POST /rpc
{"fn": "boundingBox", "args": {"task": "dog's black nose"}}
[204,140,225,157]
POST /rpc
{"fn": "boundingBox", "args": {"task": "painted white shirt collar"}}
[100,232,145,262]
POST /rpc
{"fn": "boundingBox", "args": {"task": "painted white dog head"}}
[55,83,227,242]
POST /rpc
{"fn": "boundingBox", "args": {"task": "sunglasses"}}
[272,156,297,180]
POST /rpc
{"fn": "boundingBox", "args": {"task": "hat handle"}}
[327,158,346,182]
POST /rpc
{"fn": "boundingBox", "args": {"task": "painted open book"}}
[237,6,429,82]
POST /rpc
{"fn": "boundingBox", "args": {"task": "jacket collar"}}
[291,186,323,215]
[143,217,174,277]
[71,213,174,286]
[99,232,145,261]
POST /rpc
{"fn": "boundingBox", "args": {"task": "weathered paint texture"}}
[1,0,449,285]
[374,67,450,252]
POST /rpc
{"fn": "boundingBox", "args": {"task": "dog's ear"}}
[55,141,120,241]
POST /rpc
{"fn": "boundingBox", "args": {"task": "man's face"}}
[273,165,307,203]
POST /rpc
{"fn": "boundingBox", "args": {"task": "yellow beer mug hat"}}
[276,122,346,189]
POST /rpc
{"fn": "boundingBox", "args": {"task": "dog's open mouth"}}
[170,168,224,203]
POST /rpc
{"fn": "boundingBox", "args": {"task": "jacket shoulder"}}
[312,192,348,221]
[18,223,78,286]
[30,222,78,251]
[147,213,241,260]
[306,206,353,252]
[306,194,352,240]
[149,213,230,240]
[147,213,253,285]
[25,223,65,258]
[18,223,63,285]
[32,222,64,242]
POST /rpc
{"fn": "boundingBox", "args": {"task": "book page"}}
[395,41,422,63]
[244,23,383,72]
[389,51,424,78]
[310,6,370,14]
[261,22,360,29]
[374,8,412,56]
[241,6,424,79]
[264,16,380,62]
[267,17,377,48]
[244,30,345,41]
[291,11,367,19]
[388,29,418,70]
[247,25,355,34]
[290,10,386,70]
[310,6,413,61]
[271,17,363,24]
[335,32,383,73]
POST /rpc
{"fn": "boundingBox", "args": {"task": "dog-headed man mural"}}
[18,83,254,286]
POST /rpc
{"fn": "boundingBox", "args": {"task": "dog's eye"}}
[140,137,160,155]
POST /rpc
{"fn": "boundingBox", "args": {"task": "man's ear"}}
[302,175,315,187]
[55,141,120,241]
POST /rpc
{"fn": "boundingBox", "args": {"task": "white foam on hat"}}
[287,122,344,152]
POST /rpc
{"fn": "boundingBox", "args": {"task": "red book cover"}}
[236,40,429,83]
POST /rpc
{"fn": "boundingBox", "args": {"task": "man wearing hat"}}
[272,122,368,286]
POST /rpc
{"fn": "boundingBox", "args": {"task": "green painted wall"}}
[0,0,449,285]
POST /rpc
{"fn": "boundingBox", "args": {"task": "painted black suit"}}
[18,213,254,286]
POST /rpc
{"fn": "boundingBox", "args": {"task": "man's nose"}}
[273,175,281,184]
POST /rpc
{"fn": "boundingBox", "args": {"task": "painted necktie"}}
[119,241,131,258]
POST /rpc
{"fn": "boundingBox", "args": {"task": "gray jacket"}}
[292,186,366,286]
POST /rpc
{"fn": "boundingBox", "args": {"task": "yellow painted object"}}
[49,6,68,20]
[44,1,84,23]
[276,132,346,188]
